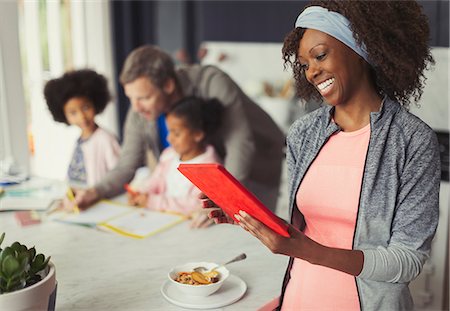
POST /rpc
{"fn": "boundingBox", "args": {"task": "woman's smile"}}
[316,77,335,97]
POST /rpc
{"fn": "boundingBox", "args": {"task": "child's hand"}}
[190,210,214,229]
[63,188,98,210]
[127,192,148,207]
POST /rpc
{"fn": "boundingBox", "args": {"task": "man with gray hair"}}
[70,45,284,221]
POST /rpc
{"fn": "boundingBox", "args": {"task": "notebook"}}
[51,200,186,239]
[0,178,64,211]
[178,163,289,237]
[0,197,55,211]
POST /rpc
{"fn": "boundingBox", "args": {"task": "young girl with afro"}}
[203,1,440,309]
[44,69,121,187]
[128,96,224,228]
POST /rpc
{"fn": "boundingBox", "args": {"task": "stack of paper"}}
[0,177,66,211]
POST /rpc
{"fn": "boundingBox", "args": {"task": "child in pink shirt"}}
[44,69,120,187]
[128,96,223,228]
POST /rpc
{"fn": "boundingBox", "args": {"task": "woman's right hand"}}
[199,192,236,224]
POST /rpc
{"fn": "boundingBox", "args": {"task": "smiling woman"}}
[203,1,440,310]
[283,2,434,110]
[296,28,379,131]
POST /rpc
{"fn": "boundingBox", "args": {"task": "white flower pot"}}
[0,262,57,311]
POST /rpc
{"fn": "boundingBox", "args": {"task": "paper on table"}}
[0,197,54,211]
[99,209,185,239]
[52,200,186,238]
[0,177,66,211]
[53,201,131,226]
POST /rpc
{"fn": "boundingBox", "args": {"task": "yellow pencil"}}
[66,187,80,214]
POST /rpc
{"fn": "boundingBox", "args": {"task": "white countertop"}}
[0,210,288,310]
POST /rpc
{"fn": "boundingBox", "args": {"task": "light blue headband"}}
[295,6,372,65]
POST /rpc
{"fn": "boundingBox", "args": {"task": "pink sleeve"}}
[139,147,176,196]
[82,128,121,186]
[147,186,202,215]
[104,136,121,170]
[141,163,165,195]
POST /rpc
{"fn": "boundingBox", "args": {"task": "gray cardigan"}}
[95,65,284,199]
[280,97,440,310]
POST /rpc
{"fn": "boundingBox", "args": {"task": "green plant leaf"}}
[18,254,30,271]
[0,247,15,262]
[0,235,51,294]
[2,256,20,278]
[30,253,49,274]
[28,247,36,260]
[10,242,22,252]
[5,276,25,292]
[33,254,44,267]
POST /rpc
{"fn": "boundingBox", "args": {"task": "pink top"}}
[281,123,370,311]
[140,145,221,215]
[80,127,121,186]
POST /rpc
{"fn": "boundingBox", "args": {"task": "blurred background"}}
[0,1,448,310]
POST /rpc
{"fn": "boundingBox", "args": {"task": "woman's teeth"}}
[317,78,335,91]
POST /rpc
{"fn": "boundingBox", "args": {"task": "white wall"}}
[0,2,29,176]
[409,47,449,311]
[21,0,118,180]
[410,48,449,132]
[200,41,302,133]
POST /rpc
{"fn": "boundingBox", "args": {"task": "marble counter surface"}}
[0,211,288,310]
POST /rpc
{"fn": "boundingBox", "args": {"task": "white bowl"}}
[168,261,230,297]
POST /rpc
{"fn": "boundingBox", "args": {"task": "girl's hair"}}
[282,0,434,109]
[168,96,225,155]
[44,69,111,124]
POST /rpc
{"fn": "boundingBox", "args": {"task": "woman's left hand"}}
[235,210,318,261]
[236,211,365,275]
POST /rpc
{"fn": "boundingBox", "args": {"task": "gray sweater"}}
[95,65,284,201]
[280,97,440,310]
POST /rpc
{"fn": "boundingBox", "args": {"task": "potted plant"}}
[0,232,56,311]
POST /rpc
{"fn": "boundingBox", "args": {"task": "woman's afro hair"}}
[282,0,434,109]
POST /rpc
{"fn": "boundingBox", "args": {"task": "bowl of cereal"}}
[168,262,230,297]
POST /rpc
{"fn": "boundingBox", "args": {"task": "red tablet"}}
[178,163,289,237]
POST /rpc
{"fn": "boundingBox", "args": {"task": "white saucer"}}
[161,274,247,309]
